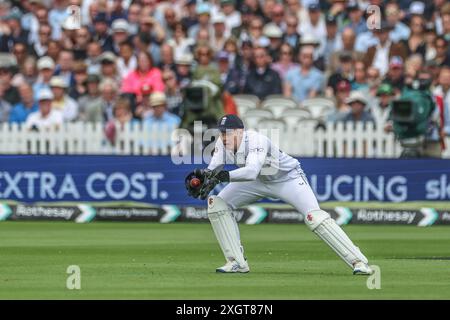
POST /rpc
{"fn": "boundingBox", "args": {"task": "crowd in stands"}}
[0,0,449,154]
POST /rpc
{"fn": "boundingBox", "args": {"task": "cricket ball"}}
[190,177,201,188]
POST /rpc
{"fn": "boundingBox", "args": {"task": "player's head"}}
[217,114,244,152]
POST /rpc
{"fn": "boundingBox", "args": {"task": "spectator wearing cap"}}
[0,58,20,105]
[323,14,339,66]
[111,19,131,55]
[338,90,375,123]
[48,0,69,40]
[385,2,411,43]
[263,23,283,62]
[220,0,241,34]
[0,8,29,52]
[53,49,75,87]
[216,51,231,85]
[272,43,299,81]
[32,56,54,100]
[211,13,228,52]
[49,76,79,121]
[326,51,354,96]
[9,82,38,124]
[121,51,165,102]
[283,14,301,55]
[371,83,395,124]
[343,1,368,35]
[180,0,198,31]
[230,4,254,41]
[78,73,102,122]
[25,88,63,131]
[174,53,193,89]
[0,80,11,122]
[91,12,114,52]
[363,21,407,77]
[326,79,351,122]
[284,45,324,103]
[383,56,405,94]
[401,15,427,60]
[243,46,282,100]
[143,92,181,130]
[99,51,120,83]
[299,1,327,56]
[68,61,88,100]
[188,2,212,40]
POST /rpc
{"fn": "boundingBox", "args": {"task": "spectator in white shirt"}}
[25,88,63,130]
[49,76,79,121]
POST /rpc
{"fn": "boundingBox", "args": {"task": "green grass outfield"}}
[0,222,450,299]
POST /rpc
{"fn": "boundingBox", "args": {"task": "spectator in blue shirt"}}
[9,83,38,124]
[284,45,324,103]
[144,92,181,128]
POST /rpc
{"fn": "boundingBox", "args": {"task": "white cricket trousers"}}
[218,174,320,215]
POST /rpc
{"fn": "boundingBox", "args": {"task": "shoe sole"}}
[353,270,373,275]
[216,269,250,273]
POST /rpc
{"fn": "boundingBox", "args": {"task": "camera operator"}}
[388,68,442,158]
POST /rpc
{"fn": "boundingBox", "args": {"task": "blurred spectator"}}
[326,51,354,96]
[143,92,181,128]
[434,67,450,136]
[92,12,114,52]
[99,78,119,122]
[188,2,212,40]
[49,76,79,121]
[401,15,426,60]
[327,79,351,122]
[134,83,154,120]
[363,21,407,77]
[434,36,450,67]
[343,1,367,35]
[167,22,194,59]
[25,88,63,130]
[284,45,323,103]
[9,82,37,124]
[0,80,11,122]
[351,60,369,92]
[54,49,75,87]
[31,23,52,58]
[338,91,375,123]
[211,13,227,52]
[121,51,164,102]
[299,1,326,56]
[48,0,69,40]
[328,27,363,74]
[372,83,395,123]
[386,2,410,43]
[192,44,221,87]
[162,69,183,116]
[159,43,176,73]
[383,56,406,95]
[181,0,198,32]
[272,43,299,81]
[263,23,283,62]
[68,61,88,100]
[174,53,193,89]
[14,56,37,86]
[111,19,131,55]
[72,27,91,60]
[243,46,282,99]
[0,8,29,52]
[230,3,253,41]
[99,51,119,82]
[217,51,230,85]
[78,73,102,122]
[117,41,138,80]
[33,56,54,100]
[0,61,20,105]
[283,14,301,56]
[220,0,241,34]
[104,97,136,145]
[323,14,339,66]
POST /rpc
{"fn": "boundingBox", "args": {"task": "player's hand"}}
[198,171,230,200]
[185,169,205,198]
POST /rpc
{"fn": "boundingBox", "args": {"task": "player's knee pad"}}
[305,209,368,268]
[207,196,245,265]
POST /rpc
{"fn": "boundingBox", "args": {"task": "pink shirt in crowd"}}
[121,68,165,97]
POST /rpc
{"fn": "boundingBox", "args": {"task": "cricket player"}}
[185,114,373,275]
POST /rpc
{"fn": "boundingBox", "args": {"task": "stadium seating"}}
[260,95,299,118]
[242,109,273,129]
[300,97,336,120]
[233,94,260,116]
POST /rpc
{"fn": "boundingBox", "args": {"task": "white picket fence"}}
[0,122,449,158]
